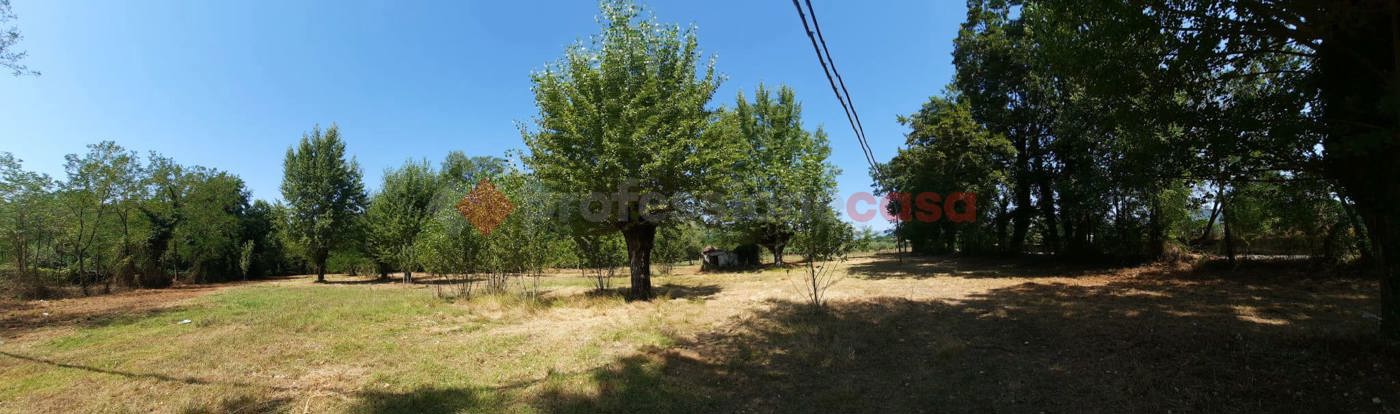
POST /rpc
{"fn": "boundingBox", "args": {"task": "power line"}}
[790,0,879,173]
[802,0,873,166]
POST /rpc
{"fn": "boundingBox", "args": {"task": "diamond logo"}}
[455,178,514,235]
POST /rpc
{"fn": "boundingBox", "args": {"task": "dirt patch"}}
[0,278,299,340]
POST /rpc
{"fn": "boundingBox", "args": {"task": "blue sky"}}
[0,0,964,230]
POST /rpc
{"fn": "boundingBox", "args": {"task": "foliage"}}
[881,95,1013,254]
[653,221,703,274]
[176,168,249,282]
[790,183,852,310]
[573,232,625,291]
[0,0,36,76]
[238,240,254,280]
[365,160,440,282]
[720,84,838,266]
[523,0,731,299]
[280,124,367,282]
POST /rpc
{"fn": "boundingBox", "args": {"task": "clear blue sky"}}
[0,0,963,230]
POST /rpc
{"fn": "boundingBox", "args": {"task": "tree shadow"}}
[320,278,397,285]
[179,394,292,414]
[348,386,495,414]
[656,283,722,300]
[584,284,723,301]
[535,354,727,414]
[0,350,302,392]
[847,254,1123,280]
[534,272,1399,413]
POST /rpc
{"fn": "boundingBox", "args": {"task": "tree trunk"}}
[78,249,89,296]
[1341,196,1374,263]
[995,196,1010,252]
[1035,170,1059,254]
[1147,195,1165,259]
[1223,206,1236,267]
[1009,132,1032,253]
[1314,0,1400,336]
[767,244,786,266]
[315,248,328,283]
[1198,185,1224,244]
[621,223,657,300]
[1372,213,1399,336]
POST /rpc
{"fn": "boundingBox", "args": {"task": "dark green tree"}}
[523,0,732,299]
[366,160,439,282]
[723,85,838,266]
[280,124,367,283]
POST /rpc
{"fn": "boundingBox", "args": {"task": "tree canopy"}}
[280,124,367,283]
[523,0,732,299]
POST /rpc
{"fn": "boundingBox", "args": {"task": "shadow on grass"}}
[0,350,300,391]
[846,253,1129,280]
[533,272,1399,413]
[179,394,292,414]
[584,283,723,301]
[10,257,1395,412]
[320,277,396,285]
[349,387,492,414]
[535,354,724,414]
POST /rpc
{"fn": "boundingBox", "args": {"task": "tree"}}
[479,171,570,297]
[1022,0,1400,335]
[366,160,439,283]
[177,168,249,282]
[523,0,731,299]
[415,153,510,293]
[574,232,625,291]
[0,152,55,290]
[881,95,1014,254]
[240,200,285,277]
[138,153,187,287]
[654,220,703,274]
[953,1,1053,253]
[791,181,853,310]
[238,240,254,281]
[60,142,137,295]
[280,124,366,283]
[0,0,37,76]
[440,151,507,187]
[724,85,838,266]
[108,150,147,287]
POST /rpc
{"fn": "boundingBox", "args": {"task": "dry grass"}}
[0,255,1396,413]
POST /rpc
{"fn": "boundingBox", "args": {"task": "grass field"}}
[1,254,1398,413]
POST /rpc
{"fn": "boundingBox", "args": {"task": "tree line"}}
[879,0,1398,335]
[0,143,288,296]
[1,0,871,301]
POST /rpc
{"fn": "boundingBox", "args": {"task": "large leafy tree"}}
[523,0,731,299]
[280,124,366,282]
[1029,0,1398,334]
[953,0,1052,253]
[366,160,439,282]
[177,168,250,282]
[138,153,187,287]
[724,85,837,265]
[882,95,1014,254]
[60,141,138,295]
[1150,0,1400,337]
